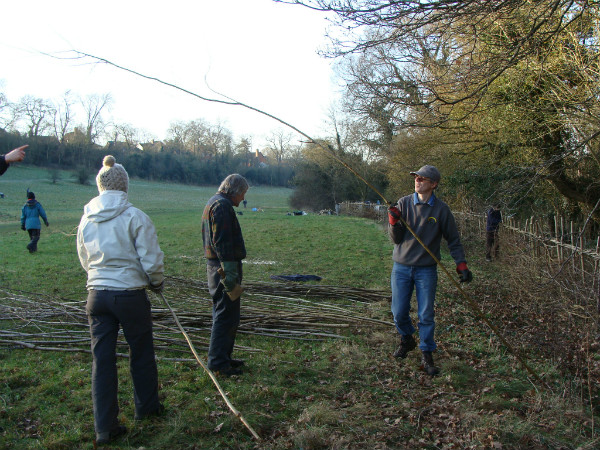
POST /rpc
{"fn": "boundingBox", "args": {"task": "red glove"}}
[388,205,401,225]
[456,262,473,283]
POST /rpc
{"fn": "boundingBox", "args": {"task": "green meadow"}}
[0,165,391,295]
[0,166,597,450]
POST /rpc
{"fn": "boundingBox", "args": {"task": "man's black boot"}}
[421,351,440,376]
[214,366,243,377]
[230,359,245,368]
[96,425,127,445]
[135,403,165,421]
[393,334,416,358]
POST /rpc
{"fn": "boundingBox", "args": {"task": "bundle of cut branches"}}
[166,275,391,303]
[0,277,392,360]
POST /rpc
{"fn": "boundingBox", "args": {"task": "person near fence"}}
[0,145,27,176]
[388,165,473,376]
[485,204,502,262]
[20,191,49,253]
[77,155,165,445]
[202,173,248,377]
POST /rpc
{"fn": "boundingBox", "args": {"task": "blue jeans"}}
[391,263,438,352]
[86,289,160,434]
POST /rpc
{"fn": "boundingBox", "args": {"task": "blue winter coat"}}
[21,200,48,230]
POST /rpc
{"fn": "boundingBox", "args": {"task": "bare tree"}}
[167,118,233,158]
[0,82,8,128]
[107,123,141,150]
[184,119,211,156]
[265,129,295,165]
[204,120,233,157]
[284,0,600,218]
[53,90,74,144]
[80,93,112,144]
[15,95,56,137]
[282,0,595,129]
[166,120,190,154]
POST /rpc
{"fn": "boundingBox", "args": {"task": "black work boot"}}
[134,403,165,421]
[421,351,440,376]
[96,425,127,445]
[213,365,243,377]
[393,334,416,358]
[230,359,245,368]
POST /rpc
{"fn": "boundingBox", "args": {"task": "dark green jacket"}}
[202,193,246,263]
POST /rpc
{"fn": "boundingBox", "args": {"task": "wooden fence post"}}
[554,214,560,263]
[570,221,575,271]
[597,270,600,338]
[594,236,600,273]
[580,235,585,284]
[560,217,565,263]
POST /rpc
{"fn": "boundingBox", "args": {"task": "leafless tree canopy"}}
[279,0,600,219]
[81,93,112,144]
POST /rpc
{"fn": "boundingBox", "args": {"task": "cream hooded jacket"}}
[77,190,164,290]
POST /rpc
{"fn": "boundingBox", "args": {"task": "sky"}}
[0,0,341,148]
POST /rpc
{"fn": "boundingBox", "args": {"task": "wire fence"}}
[340,202,599,341]
[455,211,600,341]
[456,211,600,272]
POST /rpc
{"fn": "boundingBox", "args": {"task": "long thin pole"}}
[158,292,261,441]
[66,50,543,384]
[395,218,544,383]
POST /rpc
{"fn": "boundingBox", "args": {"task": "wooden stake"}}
[571,221,575,270]
[580,234,585,284]
[560,217,564,263]
[159,293,261,441]
[554,215,559,261]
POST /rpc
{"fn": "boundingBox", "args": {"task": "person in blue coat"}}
[21,191,49,253]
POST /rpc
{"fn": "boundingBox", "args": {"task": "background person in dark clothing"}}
[202,174,249,377]
[485,205,502,262]
[21,191,48,253]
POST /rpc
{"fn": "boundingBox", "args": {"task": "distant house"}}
[136,140,164,152]
[64,128,88,145]
[254,149,268,168]
[106,140,131,151]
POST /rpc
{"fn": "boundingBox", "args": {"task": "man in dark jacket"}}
[202,174,248,376]
[388,165,472,376]
[21,191,49,253]
[485,205,502,261]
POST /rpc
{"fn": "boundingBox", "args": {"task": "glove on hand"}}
[388,205,401,225]
[44,221,49,227]
[149,281,164,293]
[221,261,239,291]
[21,225,26,231]
[456,262,473,283]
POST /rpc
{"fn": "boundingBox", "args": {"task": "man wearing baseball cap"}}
[388,165,472,376]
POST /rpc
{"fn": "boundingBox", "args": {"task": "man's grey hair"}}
[218,174,249,196]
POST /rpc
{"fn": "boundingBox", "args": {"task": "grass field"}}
[1,165,598,450]
[0,165,390,294]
